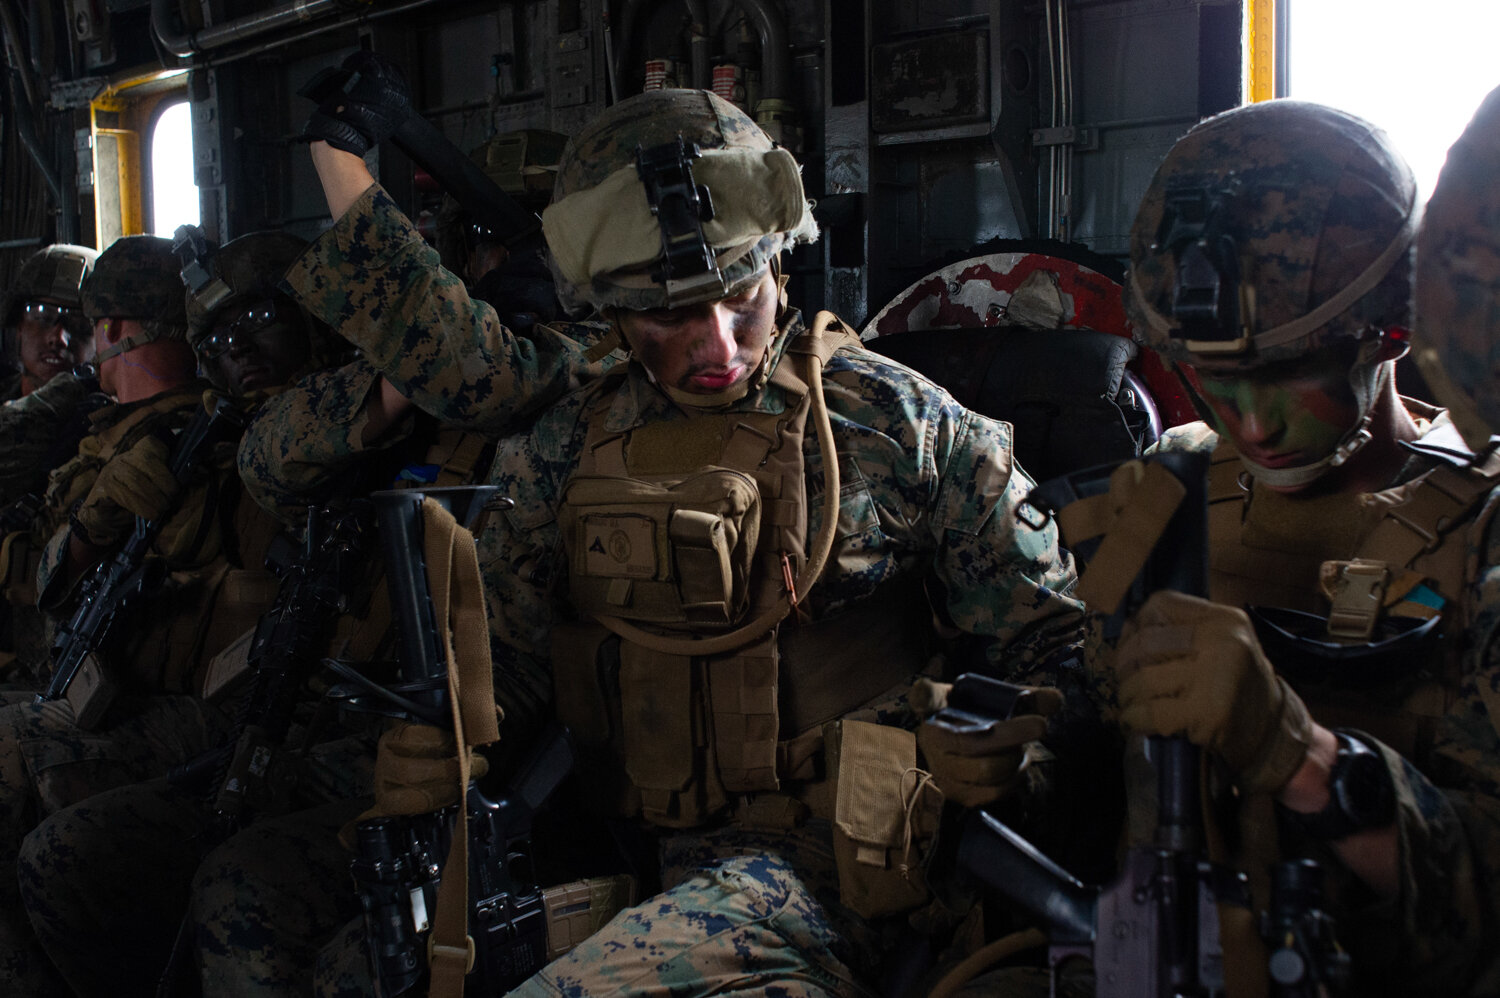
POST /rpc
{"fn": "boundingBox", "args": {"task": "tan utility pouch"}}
[64,652,120,730]
[560,469,761,627]
[200,626,257,704]
[829,719,940,919]
[618,641,729,827]
[541,874,639,960]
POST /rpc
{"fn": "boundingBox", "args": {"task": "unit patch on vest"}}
[582,514,658,578]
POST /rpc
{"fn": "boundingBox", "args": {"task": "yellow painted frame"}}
[88,70,189,245]
[1246,0,1276,103]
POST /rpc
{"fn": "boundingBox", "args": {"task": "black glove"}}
[299,51,413,157]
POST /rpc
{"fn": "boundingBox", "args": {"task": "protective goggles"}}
[199,300,284,361]
[23,300,88,331]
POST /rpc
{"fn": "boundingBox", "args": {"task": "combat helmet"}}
[2,243,97,373]
[1414,84,1500,453]
[1126,99,1418,487]
[177,225,348,384]
[3,243,98,327]
[82,235,190,362]
[541,88,818,315]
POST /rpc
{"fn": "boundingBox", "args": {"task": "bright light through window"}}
[151,100,199,235]
[1288,1,1500,203]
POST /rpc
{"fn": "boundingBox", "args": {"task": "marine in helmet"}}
[200,55,1094,998]
[179,226,350,398]
[0,233,292,998]
[1414,84,1500,454]
[0,244,111,507]
[0,243,97,401]
[1093,99,1500,995]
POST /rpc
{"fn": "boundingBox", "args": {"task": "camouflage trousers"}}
[312,819,887,998]
[18,733,374,997]
[0,691,229,997]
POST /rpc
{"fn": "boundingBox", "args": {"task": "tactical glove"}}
[299,51,412,157]
[913,676,1064,808]
[72,434,180,547]
[1111,590,1314,795]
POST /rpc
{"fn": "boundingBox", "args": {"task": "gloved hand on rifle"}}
[71,434,180,547]
[1110,590,1314,795]
[912,676,1063,807]
[299,50,412,157]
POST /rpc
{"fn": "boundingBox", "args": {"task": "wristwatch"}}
[1285,730,1396,840]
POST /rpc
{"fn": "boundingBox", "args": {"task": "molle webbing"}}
[555,315,859,819]
[425,429,492,487]
[1206,438,1246,507]
[575,387,809,799]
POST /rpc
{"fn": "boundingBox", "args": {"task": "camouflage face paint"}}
[617,268,779,395]
[1184,344,1361,482]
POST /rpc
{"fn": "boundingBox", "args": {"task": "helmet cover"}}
[542,88,817,314]
[1127,100,1417,373]
[1414,84,1500,450]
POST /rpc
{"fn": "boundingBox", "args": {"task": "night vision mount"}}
[636,135,728,305]
[1153,177,1254,355]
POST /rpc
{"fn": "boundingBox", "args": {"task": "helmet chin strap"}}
[1239,412,1375,488]
[1238,345,1391,489]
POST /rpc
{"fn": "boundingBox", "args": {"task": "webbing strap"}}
[1359,462,1497,570]
[430,431,490,487]
[1202,768,1273,998]
[1074,462,1188,615]
[423,497,500,998]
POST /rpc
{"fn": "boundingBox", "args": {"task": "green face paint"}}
[1185,345,1362,481]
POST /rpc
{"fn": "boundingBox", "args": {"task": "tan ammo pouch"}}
[560,469,761,627]
[551,619,781,827]
[0,531,39,607]
[542,874,639,960]
[63,652,120,730]
[617,639,740,827]
[199,567,281,685]
[200,626,257,704]
[828,719,941,919]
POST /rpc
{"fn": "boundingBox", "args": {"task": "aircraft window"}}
[150,100,200,236]
[1287,0,1500,199]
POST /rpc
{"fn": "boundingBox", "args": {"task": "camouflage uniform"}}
[0,369,109,507]
[0,237,281,996]
[1095,100,1500,996]
[205,87,1087,997]
[222,305,1088,998]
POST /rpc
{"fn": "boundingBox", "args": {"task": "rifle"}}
[37,395,246,729]
[170,500,377,827]
[937,451,1348,997]
[325,486,573,997]
[155,501,380,998]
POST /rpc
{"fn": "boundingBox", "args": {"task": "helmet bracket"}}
[636,136,728,305]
